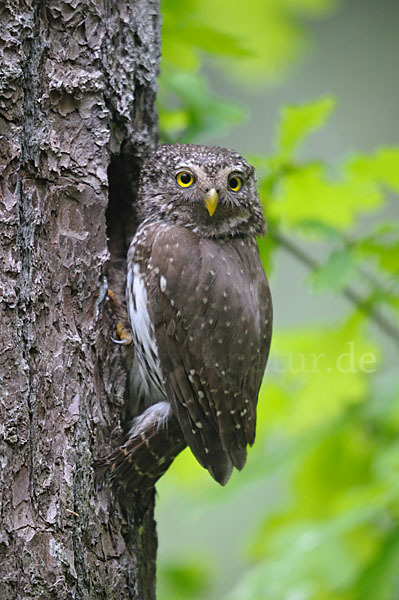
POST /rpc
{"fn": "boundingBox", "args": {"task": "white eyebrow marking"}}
[174,162,208,180]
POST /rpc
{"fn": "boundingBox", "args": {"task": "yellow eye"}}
[228,175,242,192]
[176,171,194,188]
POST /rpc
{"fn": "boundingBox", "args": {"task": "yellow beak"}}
[204,189,219,217]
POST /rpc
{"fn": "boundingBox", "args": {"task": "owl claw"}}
[111,335,131,345]
[107,290,133,345]
[116,321,133,344]
[111,321,133,345]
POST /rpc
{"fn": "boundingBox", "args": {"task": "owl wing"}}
[147,225,272,485]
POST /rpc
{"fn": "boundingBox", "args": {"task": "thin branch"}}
[272,230,399,345]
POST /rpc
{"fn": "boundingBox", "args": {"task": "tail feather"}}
[95,402,186,493]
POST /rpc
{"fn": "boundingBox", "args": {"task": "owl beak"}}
[204,189,219,217]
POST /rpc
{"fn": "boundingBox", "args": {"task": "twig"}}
[272,230,399,345]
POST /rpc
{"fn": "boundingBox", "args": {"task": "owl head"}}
[137,144,266,238]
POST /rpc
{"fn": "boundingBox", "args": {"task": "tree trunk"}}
[0,1,160,598]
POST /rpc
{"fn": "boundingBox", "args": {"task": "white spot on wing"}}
[160,275,167,292]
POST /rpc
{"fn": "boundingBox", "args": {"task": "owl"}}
[100,144,272,491]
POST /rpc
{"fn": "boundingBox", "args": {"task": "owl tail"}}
[95,401,186,493]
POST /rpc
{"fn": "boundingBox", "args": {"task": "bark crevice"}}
[106,151,140,299]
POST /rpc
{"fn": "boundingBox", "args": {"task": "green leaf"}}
[158,559,211,600]
[354,532,399,600]
[309,248,357,292]
[162,0,337,81]
[262,317,380,434]
[348,147,399,192]
[355,222,399,275]
[158,71,246,143]
[269,163,382,229]
[276,96,336,160]
[178,24,251,58]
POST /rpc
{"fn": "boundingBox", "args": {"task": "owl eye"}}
[228,175,242,192]
[176,171,195,188]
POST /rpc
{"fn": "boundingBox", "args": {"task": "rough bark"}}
[0,1,160,598]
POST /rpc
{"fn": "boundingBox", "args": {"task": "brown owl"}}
[100,144,272,490]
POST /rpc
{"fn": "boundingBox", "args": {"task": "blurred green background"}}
[156,0,399,598]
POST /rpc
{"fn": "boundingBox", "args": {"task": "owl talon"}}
[112,321,133,345]
[107,290,133,345]
[111,335,132,345]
